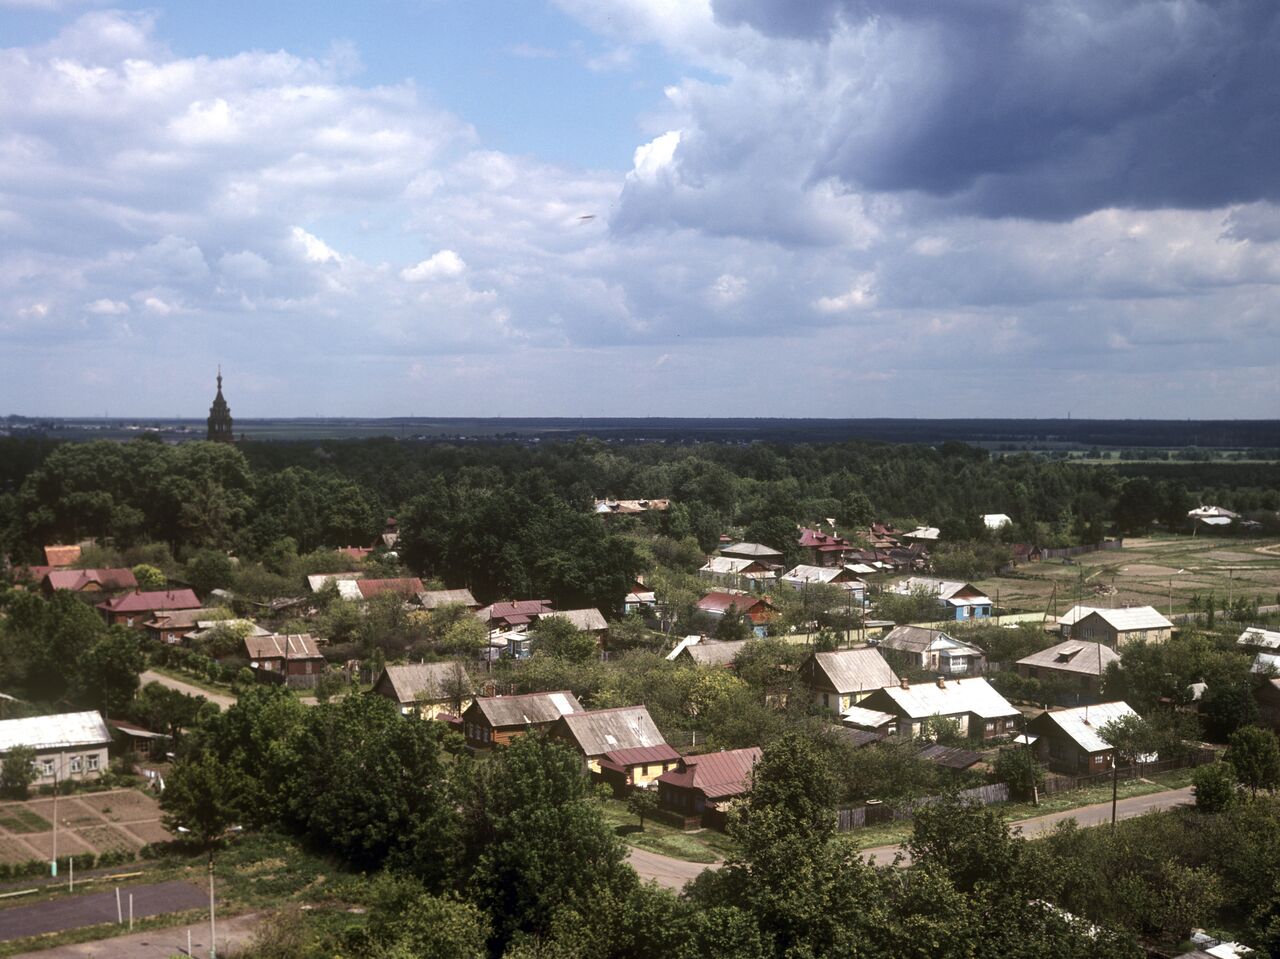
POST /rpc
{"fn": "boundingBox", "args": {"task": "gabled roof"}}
[696,591,773,615]
[841,704,896,728]
[1250,652,1280,675]
[1237,627,1280,650]
[893,577,989,604]
[797,528,851,549]
[1035,701,1140,753]
[555,706,665,758]
[356,578,425,600]
[44,568,138,592]
[657,747,762,800]
[545,608,609,632]
[98,589,201,613]
[701,556,772,576]
[983,513,1013,529]
[1075,606,1173,632]
[917,743,984,770]
[43,545,82,568]
[1017,640,1120,677]
[417,588,479,610]
[599,743,682,771]
[720,542,784,559]
[307,572,364,593]
[0,711,110,752]
[146,607,231,630]
[377,662,472,703]
[244,634,324,660]
[808,648,899,694]
[679,639,750,667]
[482,599,554,622]
[471,690,582,727]
[781,564,863,586]
[875,677,1019,720]
[880,626,982,657]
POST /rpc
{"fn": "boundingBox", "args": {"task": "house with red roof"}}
[598,743,683,794]
[42,568,138,597]
[695,591,776,636]
[657,746,763,830]
[97,589,201,628]
[355,578,425,601]
[43,545,82,568]
[476,599,555,632]
[797,527,854,567]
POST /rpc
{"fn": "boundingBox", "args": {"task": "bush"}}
[1193,762,1237,813]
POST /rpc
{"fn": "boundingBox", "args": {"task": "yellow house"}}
[373,662,474,720]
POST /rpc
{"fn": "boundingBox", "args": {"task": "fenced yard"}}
[0,789,170,868]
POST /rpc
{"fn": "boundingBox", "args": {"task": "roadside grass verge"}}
[601,799,738,864]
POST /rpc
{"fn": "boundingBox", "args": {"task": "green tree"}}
[75,628,145,716]
[131,563,166,589]
[185,549,234,595]
[161,750,250,848]
[533,615,598,663]
[994,746,1046,798]
[627,788,658,830]
[1226,726,1280,797]
[1192,761,1237,812]
[0,745,37,799]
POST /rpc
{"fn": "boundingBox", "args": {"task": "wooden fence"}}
[1039,748,1216,795]
[835,782,1010,832]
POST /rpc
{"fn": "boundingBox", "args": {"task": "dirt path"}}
[5,911,262,958]
[139,672,236,710]
[627,847,718,891]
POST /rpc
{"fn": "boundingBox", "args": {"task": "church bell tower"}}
[206,366,234,443]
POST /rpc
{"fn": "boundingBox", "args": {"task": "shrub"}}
[1193,761,1237,813]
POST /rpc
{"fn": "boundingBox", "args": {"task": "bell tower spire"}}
[206,366,234,443]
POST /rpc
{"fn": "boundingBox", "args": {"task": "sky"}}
[1,0,1278,419]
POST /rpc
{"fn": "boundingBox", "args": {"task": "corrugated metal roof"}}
[556,706,665,757]
[680,640,749,666]
[1238,627,1280,650]
[45,568,137,592]
[1039,701,1139,753]
[881,626,981,657]
[811,648,899,694]
[546,608,609,632]
[307,572,364,592]
[892,577,986,602]
[657,747,762,800]
[43,545,82,567]
[245,633,324,660]
[99,589,200,613]
[721,542,784,558]
[696,591,771,615]
[878,677,1019,720]
[356,578,424,600]
[473,690,582,727]
[1077,606,1173,632]
[600,743,681,767]
[417,588,479,610]
[380,662,472,703]
[1251,652,1280,675]
[0,711,110,752]
[1017,640,1119,676]
[841,704,895,728]
[917,743,983,769]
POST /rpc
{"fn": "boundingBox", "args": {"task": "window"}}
[40,760,54,776]
[985,721,995,733]
[69,756,82,773]
[86,755,100,771]
[822,693,829,707]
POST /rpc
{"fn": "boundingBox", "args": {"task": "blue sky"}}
[1,0,1278,418]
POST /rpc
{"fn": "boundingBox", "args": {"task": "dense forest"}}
[2,435,1277,612]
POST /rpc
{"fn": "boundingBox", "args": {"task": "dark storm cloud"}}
[713,0,1280,219]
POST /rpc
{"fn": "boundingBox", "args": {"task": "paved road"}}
[627,847,715,891]
[0,881,206,943]
[6,912,261,958]
[627,785,1196,883]
[861,785,1195,866]
[140,672,236,710]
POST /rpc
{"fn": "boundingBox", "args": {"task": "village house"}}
[356,578,425,602]
[41,567,137,596]
[866,523,903,548]
[462,690,582,750]
[183,618,270,647]
[797,527,854,567]
[1016,640,1120,697]
[107,718,167,759]
[891,576,993,621]
[878,625,986,675]
[308,572,364,600]
[0,711,112,786]
[1238,626,1280,651]
[1026,701,1143,774]
[373,662,473,719]
[779,564,866,602]
[44,545,82,568]
[337,546,373,562]
[477,599,555,632]
[699,556,777,592]
[695,591,777,636]
[623,579,657,616]
[543,608,610,644]
[244,634,327,687]
[852,676,1020,741]
[550,706,666,773]
[667,637,750,668]
[598,744,683,795]
[97,589,201,628]
[797,647,900,715]
[417,588,480,611]
[903,526,940,543]
[719,542,785,568]
[144,607,238,645]
[657,746,763,830]
[1058,605,1173,647]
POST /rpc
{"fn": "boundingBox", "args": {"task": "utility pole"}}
[209,851,217,959]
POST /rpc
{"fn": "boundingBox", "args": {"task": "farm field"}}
[0,790,170,867]
[976,535,1280,618]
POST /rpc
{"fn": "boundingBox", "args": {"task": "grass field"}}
[601,798,738,864]
[975,535,1280,617]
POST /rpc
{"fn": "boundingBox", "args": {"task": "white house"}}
[0,711,112,786]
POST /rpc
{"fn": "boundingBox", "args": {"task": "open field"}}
[976,535,1280,617]
[0,790,169,867]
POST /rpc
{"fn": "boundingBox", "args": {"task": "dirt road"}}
[626,847,717,891]
[139,671,236,710]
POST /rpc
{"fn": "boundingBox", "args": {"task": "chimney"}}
[936,676,946,688]
[900,677,909,689]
